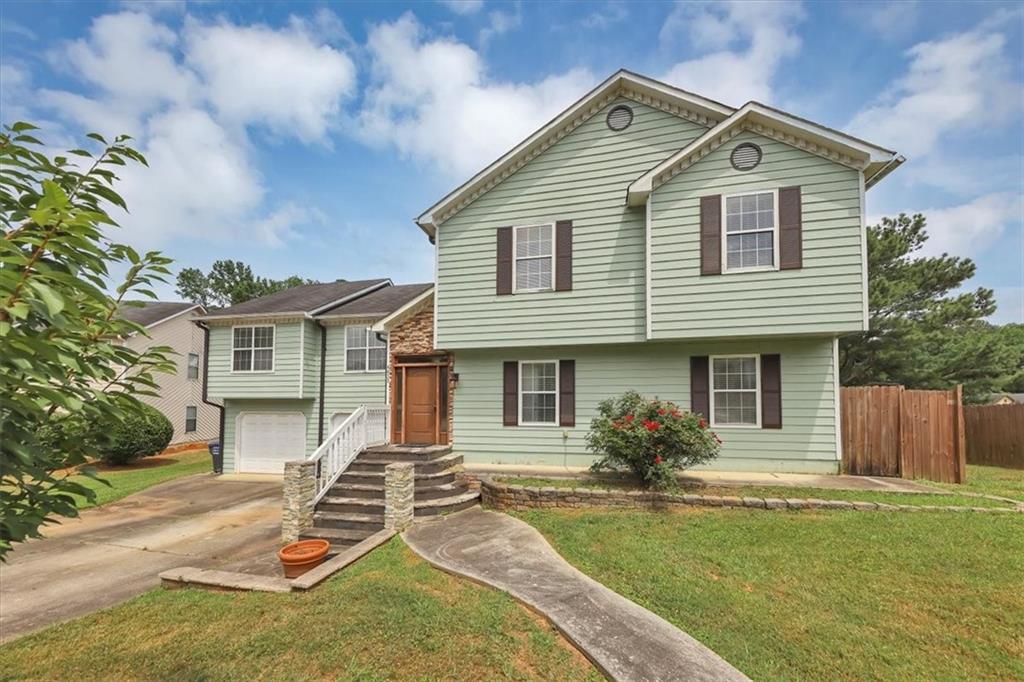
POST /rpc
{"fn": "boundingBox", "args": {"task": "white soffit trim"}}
[627,102,903,206]
[414,70,735,237]
[371,287,435,332]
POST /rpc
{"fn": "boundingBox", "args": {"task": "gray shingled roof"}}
[119,301,200,327]
[319,283,433,317]
[204,279,390,317]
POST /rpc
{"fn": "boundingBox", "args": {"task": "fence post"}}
[953,384,966,484]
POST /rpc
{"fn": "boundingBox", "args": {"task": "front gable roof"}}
[627,102,903,206]
[415,69,734,238]
[198,279,391,320]
[119,301,203,328]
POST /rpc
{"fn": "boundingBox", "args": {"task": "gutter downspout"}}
[195,321,225,469]
[317,321,327,445]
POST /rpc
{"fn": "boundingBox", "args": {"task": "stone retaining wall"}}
[481,480,1022,514]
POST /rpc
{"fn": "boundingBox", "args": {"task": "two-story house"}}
[410,69,903,474]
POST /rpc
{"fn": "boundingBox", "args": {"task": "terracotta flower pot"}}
[278,539,330,578]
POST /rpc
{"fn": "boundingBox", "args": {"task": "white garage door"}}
[237,412,307,474]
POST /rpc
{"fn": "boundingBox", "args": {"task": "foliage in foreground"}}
[587,390,721,489]
[0,123,173,557]
[175,259,318,308]
[839,213,1023,402]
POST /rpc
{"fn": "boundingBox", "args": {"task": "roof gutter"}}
[864,154,906,190]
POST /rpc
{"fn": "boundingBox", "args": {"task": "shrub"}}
[586,390,721,489]
[99,404,174,466]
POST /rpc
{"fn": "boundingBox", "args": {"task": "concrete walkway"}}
[465,462,942,493]
[0,476,282,643]
[404,507,749,682]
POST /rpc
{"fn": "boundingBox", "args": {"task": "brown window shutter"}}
[559,360,575,427]
[778,187,802,270]
[555,220,573,291]
[503,361,518,426]
[761,354,782,429]
[700,195,721,275]
[690,356,710,419]
[496,226,513,295]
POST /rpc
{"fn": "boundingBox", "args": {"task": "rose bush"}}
[586,390,721,489]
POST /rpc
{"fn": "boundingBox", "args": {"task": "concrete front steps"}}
[300,445,479,549]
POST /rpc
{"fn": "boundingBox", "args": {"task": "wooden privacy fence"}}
[841,385,966,484]
[964,404,1024,470]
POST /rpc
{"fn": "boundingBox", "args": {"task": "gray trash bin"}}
[208,441,223,474]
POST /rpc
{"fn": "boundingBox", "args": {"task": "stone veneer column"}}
[282,459,316,544]
[384,462,415,532]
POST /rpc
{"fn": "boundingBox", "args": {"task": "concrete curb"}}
[481,481,1024,514]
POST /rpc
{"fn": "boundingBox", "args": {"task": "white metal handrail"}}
[309,404,390,504]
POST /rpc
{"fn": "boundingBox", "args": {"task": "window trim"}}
[709,354,762,428]
[720,189,780,274]
[186,352,200,381]
[230,324,275,374]
[185,405,198,433]
[343,325,388,373]
[512,222,556,293]
[517,359,560,426]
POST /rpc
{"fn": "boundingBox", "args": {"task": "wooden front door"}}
[404,366,438,444]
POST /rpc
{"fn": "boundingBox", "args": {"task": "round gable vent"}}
[730,142,762,171]
[606,105,634,132]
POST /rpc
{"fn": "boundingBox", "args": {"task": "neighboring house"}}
[119,301,218,444]
[198,280,433,474]
[409,70,903,475]
[991,393,1024,405]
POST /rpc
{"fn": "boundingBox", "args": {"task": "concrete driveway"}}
[0,475,282,643]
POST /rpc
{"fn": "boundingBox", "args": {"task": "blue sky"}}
[1,0,1021,323]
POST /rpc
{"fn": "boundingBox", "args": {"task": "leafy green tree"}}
[840,213,1019,402]
[175,260,317,308]
[0,123,174,558]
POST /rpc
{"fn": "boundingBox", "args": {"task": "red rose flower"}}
[625,414,635,423]
[654,455,663,464]
[657,408,667,416]
[643,420,660,432]
[699,418,707,429]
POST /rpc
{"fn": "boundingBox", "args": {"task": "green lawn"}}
[68,448,212,509]
[0,538,599,682]
[495,475,1019,508]
[515,506,1024,681]
[929,464,1024,501]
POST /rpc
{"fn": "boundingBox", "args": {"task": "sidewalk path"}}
[404,507,749,682]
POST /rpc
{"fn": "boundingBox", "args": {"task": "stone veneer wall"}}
[388,300,454,444]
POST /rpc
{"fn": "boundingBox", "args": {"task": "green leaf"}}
[29,281,66,315]
[11,122,40,132]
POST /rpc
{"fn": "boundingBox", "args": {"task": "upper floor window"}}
[723,191,777,271]
[345,326,386,372]
[187,353,200,380]
[711,355,760,427]
[520,360,558,425]
[232,325,274,372]
[514,224,553,292]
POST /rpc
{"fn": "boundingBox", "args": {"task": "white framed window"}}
[185,406,197,433]
[232,325,274,372]
[514,223,554,292]
[345,326,387,372]
[519,360,558,425]
[187,353,200,380]
[722,190,779,272]
[711,355,760,427]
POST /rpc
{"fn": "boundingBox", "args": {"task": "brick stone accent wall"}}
[388,301,454,444]
[384,462,415,531]
[282,460,316,543]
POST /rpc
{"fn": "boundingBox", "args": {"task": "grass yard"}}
[0,538,600,682]
[496,475,1020,509]
[515,505,1024,681]
[68,448,212,509]
[930,464,1024,501]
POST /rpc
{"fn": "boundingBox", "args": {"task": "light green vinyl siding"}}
[301,320,320,399]
[207,322,303,399]
[650,130,865,339]
[222,398,313,473]
[436,98,708,349]
[316,323,388,444]
[452,337,839,474]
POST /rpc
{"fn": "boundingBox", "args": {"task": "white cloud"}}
[990,287,1024,325]
[581,2,629,30]
[35,9,356,249]
[848,27,1021,158]
[845,1,920,42]
[479,4,522,46]
[439,0,484,15]
[357,13,595,178]
[911,192,1023,260]
[184,17,356,141]
[658,0,805,105]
